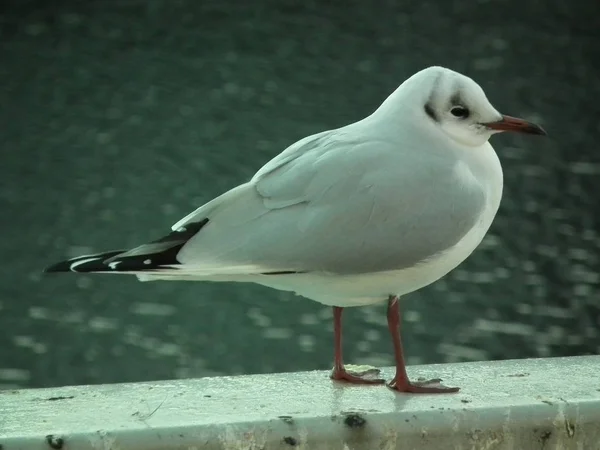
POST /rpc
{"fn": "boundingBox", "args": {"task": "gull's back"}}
[176,126,488,276]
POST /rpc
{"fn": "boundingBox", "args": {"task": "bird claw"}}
[331,365,385,384]
[344,364,382,377]
[387,377,460,393]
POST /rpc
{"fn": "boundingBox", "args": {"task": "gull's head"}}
[391,66,546,147]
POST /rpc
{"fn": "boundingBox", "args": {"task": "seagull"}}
[45,66,546,394]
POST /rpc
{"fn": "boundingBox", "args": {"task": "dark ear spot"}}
[450,92,464,107]
[424,102,438,122]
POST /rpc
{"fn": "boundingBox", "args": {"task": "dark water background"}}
[0,0,598,388]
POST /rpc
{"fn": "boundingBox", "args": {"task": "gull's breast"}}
[386,141,504,295]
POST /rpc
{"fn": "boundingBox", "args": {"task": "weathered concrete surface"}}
[1,356,599,449]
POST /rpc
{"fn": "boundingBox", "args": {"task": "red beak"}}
[485,115,547,136]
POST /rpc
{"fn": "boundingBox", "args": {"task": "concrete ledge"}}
[1,356,599,450]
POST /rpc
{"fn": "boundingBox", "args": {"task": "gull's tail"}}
[44,219,209,274]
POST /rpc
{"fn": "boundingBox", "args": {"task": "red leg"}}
[330,306,385,384]
[386,296,459,393]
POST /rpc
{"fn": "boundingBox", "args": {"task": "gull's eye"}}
[450,106,470,119]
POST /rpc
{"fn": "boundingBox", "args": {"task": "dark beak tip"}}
[487,115,548,137]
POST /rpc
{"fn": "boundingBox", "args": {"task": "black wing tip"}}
[43,219,210,275]
[43,250,127,274]
[157,218,209,244]
[261,270,304,275]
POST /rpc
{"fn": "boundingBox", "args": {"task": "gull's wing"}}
[174,129,487,275]
[46,128,486,277]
